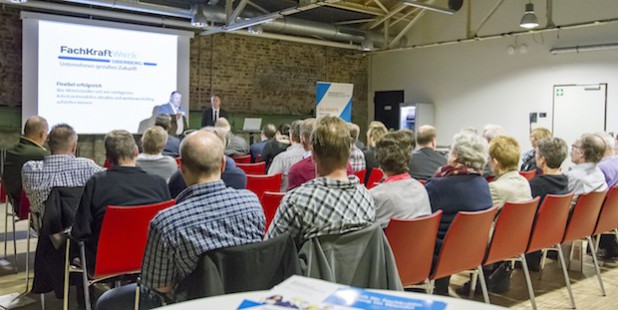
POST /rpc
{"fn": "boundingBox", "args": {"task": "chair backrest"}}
[233,155,251,164]
[385,211,442,286]
[593,187,618,236]
[519,170,536,181]
[175,157,181,168]
[431,206,498,280]
[484,197,540,265]
[0,182,6,203]
[17,189,30,220]
[237,162,266,175]
[93,199,176,278]
[353,169,367,184]
[418,179,427,186]
[246,174,282,199]
[260,191,285,230]
[366,169,384,189]
[526,193,574,253]
[175,233,300,301]
[562,190,608,243]
[255,155,262,163]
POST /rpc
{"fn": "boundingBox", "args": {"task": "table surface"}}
[160,289,507,309]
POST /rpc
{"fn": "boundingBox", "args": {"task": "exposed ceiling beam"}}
[246,0,269,14]
[324,2,385,16]
[388,6,428,48]
[390,7,419,27]
[334,18,375,25]
[229,0,250,24]
[369,3,406,30]
[471,0,506,36]
[371,0,389,14]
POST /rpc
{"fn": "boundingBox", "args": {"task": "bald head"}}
[24,116,49,145]
[180,131,224,182]
[214,117,231,132]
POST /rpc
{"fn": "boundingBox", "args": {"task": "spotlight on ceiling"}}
[520,2,539,29]
[191,4,208,28]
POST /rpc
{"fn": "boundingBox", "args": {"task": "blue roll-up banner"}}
[316,82,353,122]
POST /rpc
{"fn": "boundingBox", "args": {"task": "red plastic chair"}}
[385,211,442,291]
[561,190,608,296]
[255,155,262,163]
[525,193,575,309]
[418,179,427,185]
[175,157,181,168]
[64,199,176,310]
[430,206,499,303]
[233,155,251,164]
[237,162,267,175]
[0,182,6,203]
[353,169,367,184]
[247,174,282,200]
[366,169,384,189]
[479,198,540,308]
[593,187,618,250]
[519,170,536,181]
[260,191,285,231]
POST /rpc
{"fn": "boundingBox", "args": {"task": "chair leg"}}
[539,249,548,280]
[429,279,435,295]
[557,245,576,309]
[79,243,92,310]
[586,236,606,296]
[11,210,17,270]
[595,235,601,255]
[41,293,45,310]
[520,254,538,310]
[24,213,31,294]
[3,199,7,259]
[477,266,490,304]
[469,271,478,298]
[63,239,71,310]
[134,279,141,310]
[424,279,433,295]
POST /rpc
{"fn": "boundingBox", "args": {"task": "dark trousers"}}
[95,284,163,310]
[599,234,618,258]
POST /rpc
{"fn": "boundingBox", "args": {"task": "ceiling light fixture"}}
[519,2,539,29]
[6,0,28,3]
[191,4,208,28]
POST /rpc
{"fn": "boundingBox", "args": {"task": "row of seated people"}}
[3,115,618,306]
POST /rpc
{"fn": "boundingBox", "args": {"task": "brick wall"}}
[0,7,22,108]
[190,34,368,134]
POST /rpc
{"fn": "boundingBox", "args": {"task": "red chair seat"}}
[260,191,285,231]
[247,174,282,200]
[237,162,267,175]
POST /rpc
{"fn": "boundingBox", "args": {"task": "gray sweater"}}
[369,178,431,228]
[136,154,178,183]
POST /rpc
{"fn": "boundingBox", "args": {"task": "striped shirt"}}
[268,144,305,191]
[21,154,103,219]
[265,176,375,243]
[141,180,265,291]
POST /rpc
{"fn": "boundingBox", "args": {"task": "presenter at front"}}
[201,95,228,127]
[155,91,187,136]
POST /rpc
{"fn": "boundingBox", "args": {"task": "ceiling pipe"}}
[371,17,618,54]
[550,43,618,55]
[53,0,400,48]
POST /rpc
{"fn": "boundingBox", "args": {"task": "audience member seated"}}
[349,123,366,151]
[261,123,291,171]
[72,129,171,272]
[266,116,375,244]
[215,117,250,157]
[597,132,618,187]
[287,119,353,191]
[520,127,552,173]
[2,116,49,209]
[409,125,447,180]
[565,133,608,205]
[348,123,366,172]
[22,124,103,230]
[96,131,265,309]
[154,114,180,158]
[168,127,246,197]
[488,135,532,209]
[425,131,492,295]
[268,120,305,191]
[363,122,388,184]
[481,124,504,177]
[136,126,178,182]
[250,123,276,162]
[370,131,430,229]
[525,137,570,269]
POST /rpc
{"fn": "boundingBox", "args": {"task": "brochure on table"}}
[237,275,447,310]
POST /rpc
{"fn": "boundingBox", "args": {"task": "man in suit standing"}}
[155,91,187,136]
[201,95,228,127]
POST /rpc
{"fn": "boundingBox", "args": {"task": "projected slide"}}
[38,20,177,133]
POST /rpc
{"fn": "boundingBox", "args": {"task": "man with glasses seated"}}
[566,133,608,205]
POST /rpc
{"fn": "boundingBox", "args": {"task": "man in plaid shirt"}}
[266,116,375,244]
[21,124,103,230]
[96,130,265,309]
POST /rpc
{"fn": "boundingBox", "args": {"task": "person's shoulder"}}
[22,159,44,172]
